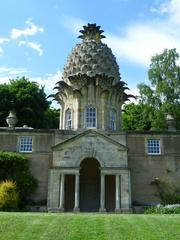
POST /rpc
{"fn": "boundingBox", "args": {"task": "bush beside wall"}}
[0,151,37,207]
[0,180,19,210]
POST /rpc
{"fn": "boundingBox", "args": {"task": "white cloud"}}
[62,3,180,67]
[11,19,44,39]
[150,3,169,14]
[0,47,3,55]
[29,70,62,93]
[0,38,9,44]
[18,41,43,56]
[103,0,180,67]
[0,67,62,107]
[0,37,10,56]
[27,42,43,56]
[0,76,9,83]
[0,67,62,88]
[0,19,44,56]
[151,0,180,22]
[105,24,180,66]
[0,66,28,83]
[167,0,180,25]
[18,41,26,46]
[0,67,28,77]
[29,71,62,108]
[0,66,28,84]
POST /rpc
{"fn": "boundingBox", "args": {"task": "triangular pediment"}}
[52,129,127,151]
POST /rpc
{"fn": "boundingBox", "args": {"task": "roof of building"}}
[62,23,121,85]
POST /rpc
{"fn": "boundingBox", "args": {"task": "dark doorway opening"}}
[80,158,100,212]
[64,175,75,211]
[105,175,115,212]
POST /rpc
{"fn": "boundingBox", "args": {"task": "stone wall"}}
[0,128,179,206]
[127,132,180,205]
[0,129,54,202]
[52,130,128,168]
[59,84,122,131]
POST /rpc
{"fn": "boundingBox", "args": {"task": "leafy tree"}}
[123,49,180,130]
[0,77,59,129]
[43,108,59,129]
[139,48,180,130]
[122,103,152,130]
[0,151,37,206]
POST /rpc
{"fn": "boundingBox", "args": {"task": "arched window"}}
[65,109,72,129]
[85,106,97,128]
[109,110,116,131]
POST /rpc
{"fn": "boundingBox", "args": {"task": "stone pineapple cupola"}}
[53,23,133,131]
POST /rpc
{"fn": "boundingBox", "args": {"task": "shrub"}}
[0,151,37,207]
[145,204,180,214]
[161,193,180,204]
[0,180,19,210]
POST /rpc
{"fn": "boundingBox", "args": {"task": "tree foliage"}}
[43,108,59,129]
[123,49,180,130]
[122,103,152,130]
[0,77,59,129]
[0,151,37,206]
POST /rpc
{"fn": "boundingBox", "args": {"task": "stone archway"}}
[80,158,100,212]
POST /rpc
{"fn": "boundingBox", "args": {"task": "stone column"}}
[74,174,80,212]
[101,93,107,130]
[121,173,131,211]
[59,103,64,129]
[99,173,106,212]
[115,174,120,212]
[77,99,81,129]
[59,174,65,211]
[47,169,60,212]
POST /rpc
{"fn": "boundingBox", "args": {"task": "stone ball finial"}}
[6,111,18,128]
[166,114,176,131]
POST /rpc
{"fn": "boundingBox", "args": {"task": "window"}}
[85,106,96,128]
[147,139,161,155]
[19,136,33,152]
[65,109,72,129]
[109,110,116,131]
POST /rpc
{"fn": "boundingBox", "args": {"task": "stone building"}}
[0,24,180,212]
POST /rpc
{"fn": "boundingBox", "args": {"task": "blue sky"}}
[0,0,180,107]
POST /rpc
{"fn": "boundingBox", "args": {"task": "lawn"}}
[0,213,179,240]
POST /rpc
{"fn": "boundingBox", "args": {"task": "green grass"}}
[0,213,179,240]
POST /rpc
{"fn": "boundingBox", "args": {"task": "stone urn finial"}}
[166,114,176,131]
[6,111,18,128]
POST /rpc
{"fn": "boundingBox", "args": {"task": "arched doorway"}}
[80,158,100,212]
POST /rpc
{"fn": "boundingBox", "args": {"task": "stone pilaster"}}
[74,174,80,212]
[115,174,121,212]
[59,174,65,211]
[47,169,61,212]
[59,103,65,129]
[121,173,131,210]
[99,173,106,212]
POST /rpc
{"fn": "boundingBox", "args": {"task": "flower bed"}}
[145,204,180,214]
